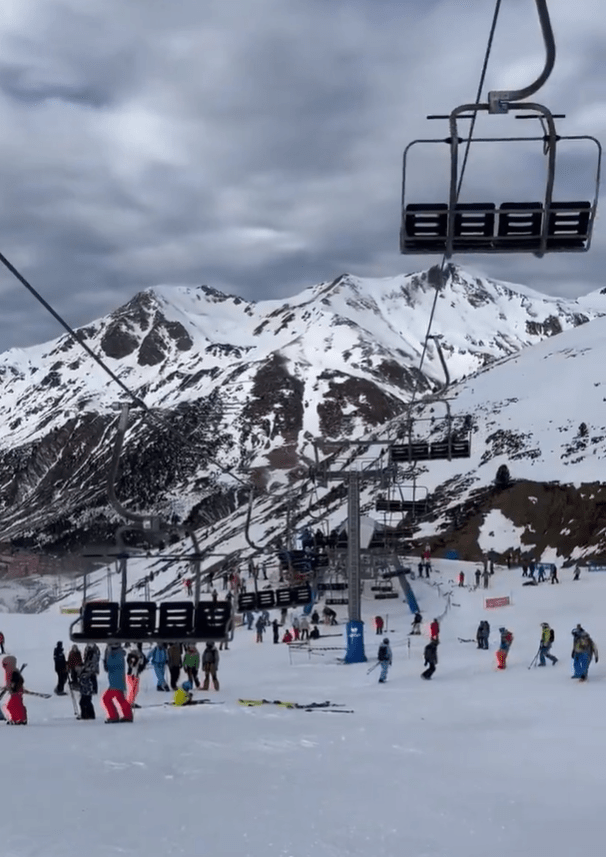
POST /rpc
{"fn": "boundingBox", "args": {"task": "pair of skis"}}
[238,699,354,714]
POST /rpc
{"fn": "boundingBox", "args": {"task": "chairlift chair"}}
[390,405,472,465]
[400,0,602,259]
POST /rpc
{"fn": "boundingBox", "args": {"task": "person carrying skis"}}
[430,618,440,642]
[53,641,68,695]
[83,642,100,694]
[374,616,384,636]
[149,643,170,691]
[183,644,200,688]
[571,627,598,681]
[377,638,392,684]
[538,623,558,666]
[496,627,514,669]
[126,643,147,706]
[67,644,83,688]
[421,640,439,680]
[1,656,27,724]
[202,642,220,691]
[410,612,422,635]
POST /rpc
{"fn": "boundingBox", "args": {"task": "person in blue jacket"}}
[149,643,170,691]
[103,644,126,694]
[377,638,392,684]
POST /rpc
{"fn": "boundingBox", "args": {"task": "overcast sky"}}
[0,0,605,351]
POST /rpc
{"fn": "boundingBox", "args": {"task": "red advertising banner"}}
[484,596,511,609]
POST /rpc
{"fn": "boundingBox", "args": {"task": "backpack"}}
[549,629,555,644]
[378,645,389,662]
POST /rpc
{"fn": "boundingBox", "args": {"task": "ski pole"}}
[366,661,380,675]
[528,648,540,669]
[23,689,52,699]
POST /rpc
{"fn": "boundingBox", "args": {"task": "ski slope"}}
[1,561,604,857]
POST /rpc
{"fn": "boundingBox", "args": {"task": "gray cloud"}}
[0,0,604,351]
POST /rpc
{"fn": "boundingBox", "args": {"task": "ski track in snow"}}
[1,559,605,856]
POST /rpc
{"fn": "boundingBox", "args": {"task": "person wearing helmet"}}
[174,680,194,707]
[421,639,439,680]
[377,638,392,684]
[538,623,558,666]
[571,627,598,681]
[496,627,514,669]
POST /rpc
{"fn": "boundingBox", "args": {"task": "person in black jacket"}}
[421,640,439,680]
[53,641,68,695]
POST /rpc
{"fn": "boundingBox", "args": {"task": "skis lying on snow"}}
[0,663,27,720]
[238,699,352,712]
[458,638,476,643]
[145,699,225,709]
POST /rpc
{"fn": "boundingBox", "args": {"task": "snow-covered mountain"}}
[1,264,606,557]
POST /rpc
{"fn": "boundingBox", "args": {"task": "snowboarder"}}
[496,628,514,669]
[101,644,132,723]
[550,565,559,584]
[430,618,440,642]
[538,623,558,666]
[149,643,170,691]
[0,631,5,654]
[474,569,481,587]
[421,640,439,680]
[458,571,465,587]
[202,642,220,691]
[126,643,147,705]
[272,619,280,644]
[571,627,598,681]
[53,641,68,695]
[167,643,182,690]
[67,644,83,688]
[255,615,265,643]
[410,612,422,635]
[1,656,27,725]
[377,638,392,683]
[476,620,490,650]
[374,616,384,636]
[78,663,96,720]
[183,644,200,688]
[83,643,100,694]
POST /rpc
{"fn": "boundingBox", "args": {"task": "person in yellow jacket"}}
[538,623,558,666]
[174,681,194,706]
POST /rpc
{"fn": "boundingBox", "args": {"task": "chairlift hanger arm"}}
[488,0,556,112]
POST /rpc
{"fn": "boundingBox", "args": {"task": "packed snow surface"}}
[2,560,605,857]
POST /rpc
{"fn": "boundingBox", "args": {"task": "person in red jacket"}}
[282,629,293,643]
[1,656,27,725]
[374,616,384,636]
[430,619,440,642]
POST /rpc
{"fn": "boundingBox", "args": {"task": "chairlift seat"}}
[71,602,120,642]
[193,602,233,641]
[257,590,276,610]
[158,601,194,639]
[325,596,349,605]
[374,591,400,600]
[119,602,157,639]
[376,499,425,513]
[237,592,258,613]
[390,443,430,464]
[291,583,313,607]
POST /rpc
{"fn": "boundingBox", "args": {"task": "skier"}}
[292,615,300,641]
[430,618,440,642]
[550,565,559,584]
[174,680,195,706]
[184,578,193,596]
[126,643,147,706]
[374,616,384,636]
[282,629,293,643]
[417,561,424,578]
[1,656,27,725]
[255,615,265,643]
[67,644,83,688]
[421,639,439,680]
[323,606,338,626]
[537,565,546,583]
[538,623,558,666]
[311,610,320,626]
[482,569,489,589]
[309,626,320,640]
[476,620,489,650]
[53,641,68,695]
[377,637,392,684]
[458,571,465,587]
[474,569,481,588]
[410,612,422,635]
[101,643,132,723]
[83,642,101,694]
[573,566,581,581]
[183,644,200,688]
[272,619,280,644]
[202,642,220,691]
[149,643,170,691]
[299,615,310,641]
[571,627,598,681]
[496,627,514,670]
[78,662,96,720]
[167,643,182,690]
[0,631,5,654]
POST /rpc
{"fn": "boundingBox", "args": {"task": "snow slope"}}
[2,559,605,857]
